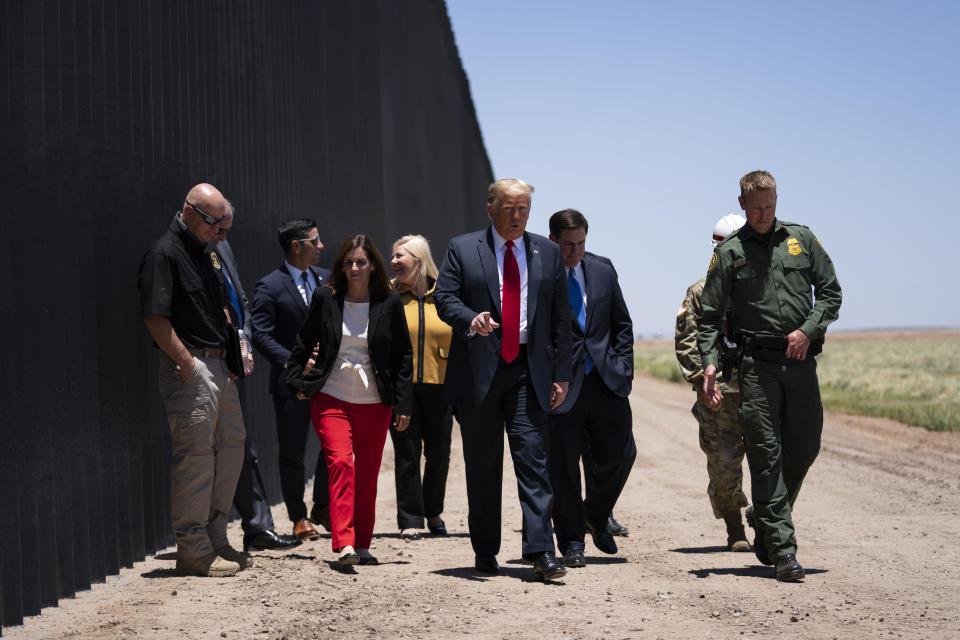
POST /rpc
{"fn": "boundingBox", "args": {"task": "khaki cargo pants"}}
[158,354,245,559]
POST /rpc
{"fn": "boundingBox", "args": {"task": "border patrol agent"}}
[698,171,841,582]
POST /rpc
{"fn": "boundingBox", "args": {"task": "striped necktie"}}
[300,271,314,304]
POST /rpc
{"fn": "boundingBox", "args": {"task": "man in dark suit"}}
[580,254,631,539]
[435,178,572,582]
[214,205,302,552]
[547,209,636,568]
[251,218,331,542]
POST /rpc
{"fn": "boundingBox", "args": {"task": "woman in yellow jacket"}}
[389,235,454,540]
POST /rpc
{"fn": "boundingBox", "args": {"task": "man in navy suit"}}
[547,209,636,569]
[435,178,572,582]
[251,218,331,542]
[215,205,301,553]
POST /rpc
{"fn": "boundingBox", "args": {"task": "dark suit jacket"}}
[280,286,413,414]
[554,253,634,413]
[434,228,572,412]
[251,263,331,396]
[216,240,252,336]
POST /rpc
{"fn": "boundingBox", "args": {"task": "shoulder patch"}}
[814,236,823,248]
[677,303,686,316]
[708,253,717,273]
[786,237,802,255]
[210,252,222,270]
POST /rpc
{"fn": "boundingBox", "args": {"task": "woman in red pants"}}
[283,234,412,566]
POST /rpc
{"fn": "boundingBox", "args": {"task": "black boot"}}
[744,506,772,565]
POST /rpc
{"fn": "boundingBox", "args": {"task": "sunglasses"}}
[185,200,226,226]
[296,236,321,246]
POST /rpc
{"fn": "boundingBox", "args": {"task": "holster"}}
[224,322,246,378]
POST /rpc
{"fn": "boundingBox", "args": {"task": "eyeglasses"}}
[185,200,226,226]
[296,236,320,246]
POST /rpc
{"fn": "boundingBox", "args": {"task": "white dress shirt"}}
[285,261,319,305]
[490,226,529,344]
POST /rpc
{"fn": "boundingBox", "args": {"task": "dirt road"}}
[8,375,960,639]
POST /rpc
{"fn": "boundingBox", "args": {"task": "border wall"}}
[0,0,491,629]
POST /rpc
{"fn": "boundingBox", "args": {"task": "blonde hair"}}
[487,178,534,205]
[392,234,439,291]
[740,170,777,197]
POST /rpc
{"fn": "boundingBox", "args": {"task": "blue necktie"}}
[223,270,243,326]
[301,271,314,304]
[568,269,592,374]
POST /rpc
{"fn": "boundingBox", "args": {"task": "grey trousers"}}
[158,354,246,559]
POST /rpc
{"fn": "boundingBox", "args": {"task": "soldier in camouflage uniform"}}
[675,214,750,551]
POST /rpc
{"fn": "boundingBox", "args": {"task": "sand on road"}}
[7,374,960,639]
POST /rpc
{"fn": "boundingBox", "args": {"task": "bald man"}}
[139,184,250,577]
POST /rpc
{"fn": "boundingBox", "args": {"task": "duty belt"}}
[738,331,822,364]
[187,346,227,359]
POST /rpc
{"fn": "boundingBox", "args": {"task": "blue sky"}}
[446,1,959,336]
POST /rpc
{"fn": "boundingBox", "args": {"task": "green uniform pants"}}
[738,356,822,562]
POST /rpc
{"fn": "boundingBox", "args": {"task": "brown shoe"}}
[216,545,254,569]
[294,518,322,541]
[176,553,240,577]
[723,511,751,552]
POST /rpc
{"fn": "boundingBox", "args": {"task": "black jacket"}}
[251,263,331,396]
[281,286,413,414]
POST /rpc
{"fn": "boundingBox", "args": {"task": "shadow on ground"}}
[432,565,567,585]
[671,546,731,554]
[689,566,829,579]
[141,568,180,579]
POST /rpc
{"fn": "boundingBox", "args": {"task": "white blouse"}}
[321,301,381,404]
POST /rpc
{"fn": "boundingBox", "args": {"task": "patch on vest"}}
[210,252,222,270]
[787,238,801,255]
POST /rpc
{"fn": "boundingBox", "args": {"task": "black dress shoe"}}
[474,555,500,574]
[587,521,618,554]
[427,519,448,536]
[562,548,586,568]
[775,554,805,582]
[745,506,773,566]
[357,554,379,566]
[607,513,629,537]
[243,530,303,552]
[532,552,567,581]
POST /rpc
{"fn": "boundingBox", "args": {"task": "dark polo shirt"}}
[139,214,230,349]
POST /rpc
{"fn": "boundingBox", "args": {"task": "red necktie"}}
[501,240,520,363]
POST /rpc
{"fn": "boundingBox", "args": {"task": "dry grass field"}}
[634,329,960,432]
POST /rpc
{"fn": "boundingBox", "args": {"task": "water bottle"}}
[239,329,254,376]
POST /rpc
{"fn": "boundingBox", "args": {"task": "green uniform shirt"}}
[698,218,842,369]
